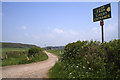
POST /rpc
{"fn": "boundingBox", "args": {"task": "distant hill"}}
[0,42,39,48]
[44,46,64,50]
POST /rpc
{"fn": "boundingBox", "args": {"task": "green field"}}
[1,48,28,58]
[47,49,64,57]
[1,48,48,66]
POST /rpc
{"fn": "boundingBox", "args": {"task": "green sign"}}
[93,3,111,22]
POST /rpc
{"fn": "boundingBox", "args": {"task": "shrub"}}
[50,39,120,78]
[28,47,42,57]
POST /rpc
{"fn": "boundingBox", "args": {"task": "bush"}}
[28,47,42,57]
[50,39,120,78]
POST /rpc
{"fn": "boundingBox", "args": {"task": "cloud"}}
[118,20,120,39]
[24,33,29,37]
[53,28,63,34]
[105,23,118,41]
[106,24,116,32]
[52,28,79,38]
[46,28,80,45]
[47,34,54,38]
[68,30,78,35]
[85,27,100,41]
[89,23,118,42]
[0,12,2,16]
[21,26,27,30]
[16,24,118,47]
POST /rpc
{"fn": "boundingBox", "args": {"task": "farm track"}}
[1,51,58,78]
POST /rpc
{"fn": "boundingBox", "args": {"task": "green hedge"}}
[49,39,120,78]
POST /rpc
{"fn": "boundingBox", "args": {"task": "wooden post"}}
[6,52,8,59]
[100,20,104,43]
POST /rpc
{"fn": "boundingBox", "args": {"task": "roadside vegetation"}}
[2,47,48,66]
[49,39,120,79]
[47,49,64,57]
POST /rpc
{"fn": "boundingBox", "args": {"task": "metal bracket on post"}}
[100,20,104,43]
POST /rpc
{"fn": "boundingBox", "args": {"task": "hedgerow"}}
[49,39,120,78]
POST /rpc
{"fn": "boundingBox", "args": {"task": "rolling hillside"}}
[0,42,38,48]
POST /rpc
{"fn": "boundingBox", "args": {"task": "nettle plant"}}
[59,39,120,78]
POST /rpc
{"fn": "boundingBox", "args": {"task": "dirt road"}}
[2,51,58,78]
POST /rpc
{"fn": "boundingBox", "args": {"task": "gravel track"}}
[2,51,58,78]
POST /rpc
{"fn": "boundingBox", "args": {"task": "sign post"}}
[100,20,104,43]
[93,3,111,43]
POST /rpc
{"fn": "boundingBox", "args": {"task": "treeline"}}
[1,42,38,48]
[49,39,120,78]
[45,46,64,50]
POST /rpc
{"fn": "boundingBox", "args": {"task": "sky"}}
[118,1,120,39]
[2,2,118,47]
[1,0,120,2]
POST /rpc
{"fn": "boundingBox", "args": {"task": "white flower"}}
[73,77,75,78]
[87,61,89,64]
[89,68,91,70]
[76,66,79,68]
[83,66,85,69]
[69,73,72,75]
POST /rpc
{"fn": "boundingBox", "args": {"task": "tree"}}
[28,47,42,57]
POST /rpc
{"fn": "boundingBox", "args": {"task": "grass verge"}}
[49,62,68,78]
[2,48,48,66]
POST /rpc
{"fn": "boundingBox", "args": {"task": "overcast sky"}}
[2,2,118,47]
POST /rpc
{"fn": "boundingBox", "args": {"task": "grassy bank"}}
[2,48,48,66]
[49,40,120,78]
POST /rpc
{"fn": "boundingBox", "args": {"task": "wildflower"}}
[76,66,79,68]
[89,68,91,70]
[69,73,72,75]
[87,61,89,64]
[73,77,75,78]
[104,63,106,65]
[83,66,85,69]
[81,46,84,48]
